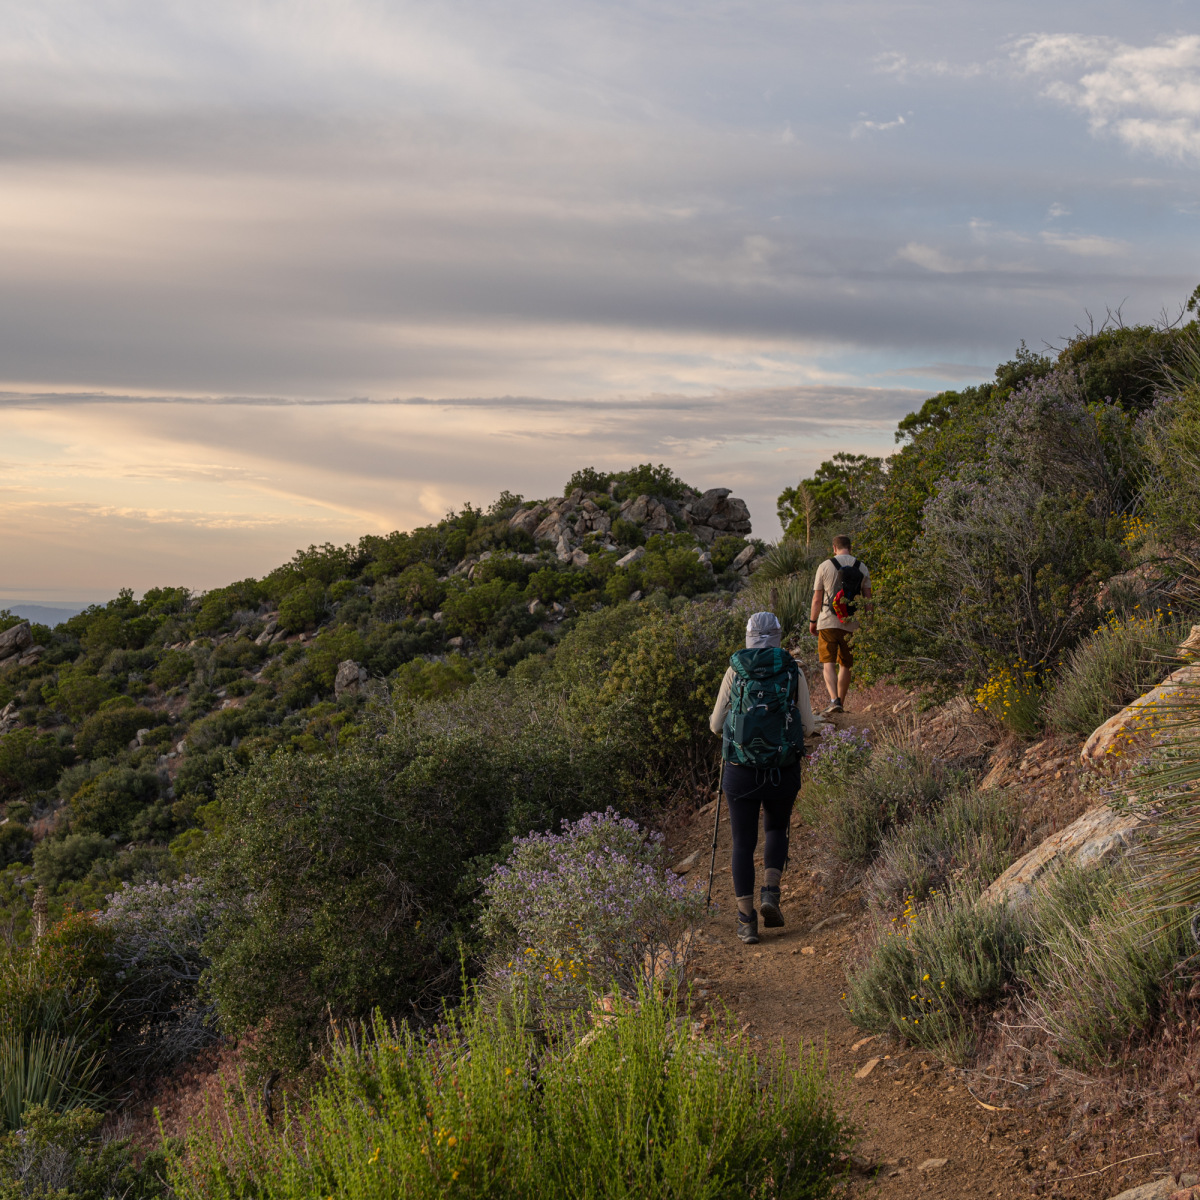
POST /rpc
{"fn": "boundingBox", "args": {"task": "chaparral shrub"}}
[480,810,705,1008]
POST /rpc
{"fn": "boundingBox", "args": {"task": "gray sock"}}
[764,868,782,889]
[736,895,755,918]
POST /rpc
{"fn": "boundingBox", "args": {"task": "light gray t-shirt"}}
[813,553,870,632]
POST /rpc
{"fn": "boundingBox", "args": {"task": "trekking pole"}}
[705,758,725,908]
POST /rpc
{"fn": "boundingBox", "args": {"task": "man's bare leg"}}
[837,665,852,703]
[822,663,839,707]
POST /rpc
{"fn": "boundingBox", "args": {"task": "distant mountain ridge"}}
[0,602,88,628]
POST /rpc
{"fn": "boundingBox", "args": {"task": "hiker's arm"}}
[709,667,734,734]
[794,670,816,737]
[862,580,874,614]
[809,586,823,633]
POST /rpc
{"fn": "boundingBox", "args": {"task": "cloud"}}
[1040,230,1127,256]
[1015,33,1200,160]
[852,114,906,137]
[896,243,970,274]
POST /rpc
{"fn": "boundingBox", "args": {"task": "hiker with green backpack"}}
[708,611,815,945]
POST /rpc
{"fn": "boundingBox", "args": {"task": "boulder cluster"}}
[507,485,752,563]
[0,622,43,673]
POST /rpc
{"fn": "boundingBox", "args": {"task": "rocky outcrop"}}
[0,622,32,663]
[1081,625,1200,765]
[682,488,752,545]
[981,804,1146,908]
[507,484,752,559]
[334,660,368,698]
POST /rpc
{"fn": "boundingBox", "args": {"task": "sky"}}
[2,1,1198,601]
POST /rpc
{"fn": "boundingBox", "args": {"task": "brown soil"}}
[664,696,1194,1200]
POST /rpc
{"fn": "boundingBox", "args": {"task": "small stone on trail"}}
[800,946,815,955]
[1110,1180,1181,1200]
[850,1035,877,1052]
[854,1057,879,1080]
[917,1158,948,1172]
[670,851,700,874]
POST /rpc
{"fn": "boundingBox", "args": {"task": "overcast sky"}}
[2,0,1198,600]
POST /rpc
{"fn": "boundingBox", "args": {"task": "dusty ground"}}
[664,692,1190,1200]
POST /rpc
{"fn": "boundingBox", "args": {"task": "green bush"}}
[202,712,621,1070]
[151,650,194,690]
[867,788,1022,911]
[392,655,475,702]
[588,600,739,797]
[170,988,850,1200]
[1044,610,1192,738]
[0,1104,167,1200]
[845,887,1028,1060]
[68,767,161,838]
[278,580,328,633]
[0,731,69,802]
[74,705,156,760]
[33,835,117,892]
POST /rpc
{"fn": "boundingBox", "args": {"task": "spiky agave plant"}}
[0,1030,102,1131]
[751,539,815,582]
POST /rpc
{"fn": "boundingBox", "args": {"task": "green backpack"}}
[722,648,804,768]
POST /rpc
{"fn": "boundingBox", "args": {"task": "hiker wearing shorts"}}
[809,535,871,716]
[709,611,816,945]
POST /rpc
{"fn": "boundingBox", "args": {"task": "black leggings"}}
[723,761,800,898]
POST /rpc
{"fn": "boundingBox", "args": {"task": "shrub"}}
[805,726,873,787]
[867,788,1022,911]
[68,767,161,838]
[170,988,851,1200]
[74,705,155,760]
[845,887,1028,1060]
[99,877,219,1079]
[1022,865,1190,1067]
[589,600,740,796]
[33,835,117,893]
[151,650,194,691]
[0,732,69,802]
[1044,609,1192,738]
[974,663,1045,737]
[392,655,475,702]
[801,732,960,863]
[277,580,327,633]
[0,1104,168,1200]
[480,810,705,1007]
[203,715,621,1071]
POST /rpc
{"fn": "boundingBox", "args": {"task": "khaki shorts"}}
[817,628,854,667]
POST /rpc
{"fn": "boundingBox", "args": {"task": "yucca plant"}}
[752,539,814,582]
[0,1030,102,1131]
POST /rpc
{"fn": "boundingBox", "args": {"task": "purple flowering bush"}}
[806,726,873,786]
[481,809,705,1005]
[99,876,220,1076]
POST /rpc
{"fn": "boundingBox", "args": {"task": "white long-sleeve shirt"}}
[708,659,817,738]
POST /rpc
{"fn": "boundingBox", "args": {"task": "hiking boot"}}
[736,910,759,945]
[821,699,843,716]
[760,886,784,928]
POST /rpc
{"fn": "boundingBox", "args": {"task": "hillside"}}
[0,462,763,932]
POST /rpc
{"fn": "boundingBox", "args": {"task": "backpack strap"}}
[729,651,752,681]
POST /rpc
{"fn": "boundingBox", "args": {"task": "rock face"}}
[334,660,369,698]
[980,804,1146,908]
[0,622,32,663]
[504,484,752,560]
[1081,659,1200,766]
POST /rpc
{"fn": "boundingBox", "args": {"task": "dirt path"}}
[665,731,1175,1200]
